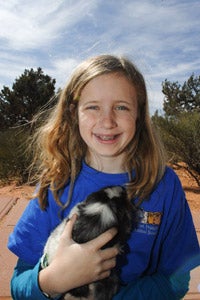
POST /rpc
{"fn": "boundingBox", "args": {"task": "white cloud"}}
[46,57,81,88]
[0,0,98,50]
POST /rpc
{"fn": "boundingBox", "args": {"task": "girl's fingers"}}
[101,257,117,271]
[89,259,116,283]
[86,228,118,250]
[97,270,111,281]
[60,216,117,252]
[100,246,119,261]
[61,214,77,240]
[60,219,118,277]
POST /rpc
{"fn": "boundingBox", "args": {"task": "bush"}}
[152,111,200,186]
[0,128,32,184]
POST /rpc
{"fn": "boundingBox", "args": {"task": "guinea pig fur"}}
[41,186,138,300]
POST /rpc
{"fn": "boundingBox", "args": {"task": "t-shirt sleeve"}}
[8,197,52,265]
[11,259,61,300]
[11,259,46,299]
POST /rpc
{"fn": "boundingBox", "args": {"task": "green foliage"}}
[153,74,200,186]
[0,67,56,184]
[162,74,200,117]
[0,128,31,184]
[0,67,56,129]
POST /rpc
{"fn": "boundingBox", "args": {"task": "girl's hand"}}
[39,214,118,297]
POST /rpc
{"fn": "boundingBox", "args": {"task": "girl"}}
[8,55,199,299]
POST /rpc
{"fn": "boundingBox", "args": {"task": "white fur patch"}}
[42,220,67,265]
[105,186,122,199]
[85,202,116,225]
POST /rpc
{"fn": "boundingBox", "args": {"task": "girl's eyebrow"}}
[83,100,99,103]
[79,100,99,106]
[81,100,132,104]
[115,100,132,104]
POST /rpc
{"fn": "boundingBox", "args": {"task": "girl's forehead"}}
[85,72,131,85]
[80,73,136,96]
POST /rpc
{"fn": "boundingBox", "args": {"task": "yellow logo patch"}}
[140,211,162,225]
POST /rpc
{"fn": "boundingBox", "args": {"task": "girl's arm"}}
[11,259,57,300]
[113,271,190,300]
[11,215,118,300]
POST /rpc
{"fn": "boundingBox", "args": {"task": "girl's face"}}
[78,73,138,172]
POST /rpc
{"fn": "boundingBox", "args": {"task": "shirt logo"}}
[135,209,163,235]
[140,211,162,225]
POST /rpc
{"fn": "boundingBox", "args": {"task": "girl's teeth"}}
[99,135,115,140]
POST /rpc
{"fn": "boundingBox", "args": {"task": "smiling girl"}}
[8,55,199,299]
[78,73,138,173]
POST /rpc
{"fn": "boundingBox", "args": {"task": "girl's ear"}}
[69,103,76,112]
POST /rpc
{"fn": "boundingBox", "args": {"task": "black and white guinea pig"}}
[41,186,138,300]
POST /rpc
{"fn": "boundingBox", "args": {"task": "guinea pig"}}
[41,186,138,300]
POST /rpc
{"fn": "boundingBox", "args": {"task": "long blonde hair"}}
[30,55,166,209]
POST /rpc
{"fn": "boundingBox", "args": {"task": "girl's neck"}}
[85,154,127,174]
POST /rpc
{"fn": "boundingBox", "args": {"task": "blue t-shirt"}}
[8,163,200,300]
[8,162,200,298]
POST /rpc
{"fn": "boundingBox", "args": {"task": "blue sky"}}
[0,0,199,114]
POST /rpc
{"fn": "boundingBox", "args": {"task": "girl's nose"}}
[99,109,117,128]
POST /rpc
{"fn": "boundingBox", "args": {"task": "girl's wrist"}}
[38,266,61,298]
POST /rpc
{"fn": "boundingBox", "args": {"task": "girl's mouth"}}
[94,134,119,141]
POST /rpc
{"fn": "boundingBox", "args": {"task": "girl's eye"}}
[86,105,99,110]
[115,105,129,111]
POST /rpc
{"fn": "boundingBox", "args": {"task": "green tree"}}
[152,74,200,186]
[0,68,56,184]
[0,67,56,129]
[162,74,200,117]
[0,128,31,184]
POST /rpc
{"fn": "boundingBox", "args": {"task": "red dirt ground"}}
[0,165,199,211]
[172,165,200,212]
